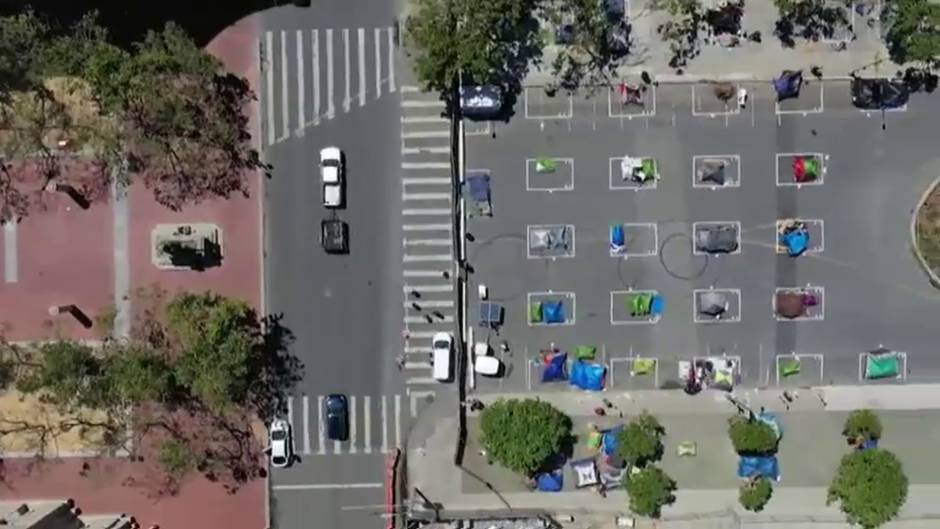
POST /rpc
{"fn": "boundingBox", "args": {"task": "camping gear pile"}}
[775,290,818,319]
[530,299,568,324]
[863,348,903,380]
[697,291,730,319]
[773,70,803,101]
[738,413,782,482]
[529,226,571,255]
[465,170,492,217]
[629,292,665,319]
[680,357,739,394]
[777,219,810,256]
[541,348,569,382]
[695,224,739,254]
[570,345,607,391]
[620,156,658,184]
[851,77,909,110]
[697,158,730,186]
[791,156,820,183]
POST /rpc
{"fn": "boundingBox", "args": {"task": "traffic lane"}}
[272,485,386,529]
[263,0,398,31]
[271,453,387,487]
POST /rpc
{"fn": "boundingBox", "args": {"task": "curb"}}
[910,176,940,288]
[519,72,859,88]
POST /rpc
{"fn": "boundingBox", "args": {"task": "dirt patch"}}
[915,185,940,281]
[0,389,114,456]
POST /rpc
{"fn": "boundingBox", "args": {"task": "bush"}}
[842,409,882,443]
[624,465,677,518]
[828,449,908,529]
[728,416,778,455]
[616,411,665,468]
[479,398,571,476]
[739,477,773,512]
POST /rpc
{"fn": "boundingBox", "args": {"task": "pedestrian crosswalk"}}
[260,26,398,147]
[283,394,423,456]
[399,87,456,387]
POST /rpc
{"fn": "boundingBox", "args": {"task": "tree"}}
[885,0,940,64]
[156,438,197,494]
[479,398,571,476]
[105,345,177,406]
[773,0,850,48]
[15,340,112,410]
[543,0,631,92]
[405,0,542,97]
[828,449,908,529]
[739,476,773,512]
[166,291,259,412]
[624,465,677,518]
[728,416,778,455]
[617,411,665,468]
[842,409,882,444]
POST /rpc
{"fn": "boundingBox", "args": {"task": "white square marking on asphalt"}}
[773,286,826,321]
[775,152,827,187]
[609,156,659,190]
[691,154,741,189]
[526,224,576,259]
[692,288,742,323]
[608,84,656,118]
[302,394,311,454]
[610,289,662,325]
[527,291,576,326]
[523,87,574,119]
[691,85,741,117]
[774,353,825,386]
[774,83,824,115]
[858,350,907,382]
[691,221,743,255]
[317,395,326,454]
[525,157,575,192]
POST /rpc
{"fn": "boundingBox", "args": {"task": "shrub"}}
[842,409,882,443]
[739,477,773,512]
[728,416,778,455]
[624,465,677,518]
[616,411,665,468]
[479,398,571,476]
[828,449,908,529]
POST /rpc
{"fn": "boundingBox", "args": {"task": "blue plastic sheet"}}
[610,225,625,251]
[536,470,564,492]
[570,361,606,391]
[542,352,569,382]
[780,230,809,257]
[738,456,780,480]
[758,412,782,440]
[543,300,567,324]
[773,70,803,101]
[603,425,624,456]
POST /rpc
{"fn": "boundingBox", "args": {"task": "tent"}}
[542,352,569,382]
[543,300,567,324]
[698,159,728,185]
[773,70,803,101]
[529,226,570,252]
[621,156,657,183]
[575,345,597,360]
[633,358,656,375]
[610,224,625,252]
[865,349,901,379]
[570,361,606,391]
[851,78,909,110]
[602,426,624,456]
[570,458,600,488]
[536,158,557,173]
[631,293,654,316]
[696,225,739,253]
[535,470,564,492]
[776,291,814,319]
[778,222,809,256]
[738,456,780,481]
[698,291,728,317]
[792,157,819,183]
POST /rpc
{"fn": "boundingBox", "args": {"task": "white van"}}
[431,332,453,382]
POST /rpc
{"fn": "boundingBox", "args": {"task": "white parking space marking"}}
[394,395,402,448]
[264,31,275,146]
[343,28,351,112]
[358,28,366,106]
[280,31,289,140]
[363,395,372,453]
[387,26,396,92]
[295,30,305,137]
[311,29,320,126]
[302,394,311,454]
[349,395,358,454]
[381,395,389,453]
[317,395,326,454]
[374,28,382,98]
[326,29,335,119]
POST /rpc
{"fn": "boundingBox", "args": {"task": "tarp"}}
[793,158,819,183]
[851,78,909,110]
[570,458,600,488]
[529,226,570,252]
[575,345,597,360]
[631,293,653,316]
[699,159,727,185]
[570,361,606,391]
[738,456,780,480]
[780,228,809,256]
[543,300,567,324]
[696,225,739,253]
[542,352,569,382]
[699,291,728,316]
[610,225,625,250]
[536,471,564,492]
[866,351,900,379]
[603,425,624,456]
[773,70,803,101]
[467,172,490,202]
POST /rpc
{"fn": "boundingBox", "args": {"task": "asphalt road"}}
[466,79,940,394]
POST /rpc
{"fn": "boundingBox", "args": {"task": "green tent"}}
[633,358,655,375]
[866,352,900,379]
[529,302,543,323]
[630,293,653,317]
[535,158,557,173]
[575,345,597,360]
[641,158,657,180]
[779,358,801,377]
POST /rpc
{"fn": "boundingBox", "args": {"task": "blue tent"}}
[467,172,490,202]
[610,225,625,251]
[543,300,567,324]
[738,456,780,481]
[542,352,569,382]
[570,361,606,391]
[773,70,803,101]
[603,425,624,456]
[779,229,809,257]
[536,470,564,492]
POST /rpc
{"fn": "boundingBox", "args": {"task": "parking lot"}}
[465,79,940,393]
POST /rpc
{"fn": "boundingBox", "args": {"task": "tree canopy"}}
[624,465,677,518]
[827,449,908,529]
[842,409,883,443]
[739,477,773,512]
[728,416,779,456]
[479,398,571,476]
[616,411,665,468]
[885,0,940,64]
[542,0,630,91]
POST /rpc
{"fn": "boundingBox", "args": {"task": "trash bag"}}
[536,471,564,492]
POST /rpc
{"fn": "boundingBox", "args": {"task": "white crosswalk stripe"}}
[278,394,411,457]
[260,26,398,146]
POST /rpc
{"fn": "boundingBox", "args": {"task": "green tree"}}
[624,465,677,518]
[739,477,773,512]
[543,0,630,91]
[166,291,260,411]
[842,409,883,444]
[885,0,940,64]
[479,398,571,476]
[15,340,112,409]
[728,416,778,455]
[156,438,197,493]
[405,0,542,96]
[616,411,665,468]
[105,345,176,405]
[827,449,908,529]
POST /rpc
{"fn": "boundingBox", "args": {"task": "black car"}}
[851,78,909,110]
[321,218,349,254]
[459,85,503,119]
[325,394,349,441]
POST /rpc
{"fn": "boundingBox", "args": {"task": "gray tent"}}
[529,226,570,252]
[698,159,728,185]
[696,225,739,253]
[698,291,728,317]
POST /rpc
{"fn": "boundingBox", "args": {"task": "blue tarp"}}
[738,456,780,481]
[651,295,665,315]
[467,172,490,202]
[610,225,625,250]
[536,470,564,492]
[543,300,567,324]
[773,70,803,101]
[780,230,809,257]
[570,361,606,391]
[859,438,879,450]
[603,425,624,456]
[542,352,569,382]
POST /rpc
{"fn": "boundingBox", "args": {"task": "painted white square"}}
[524,87,574,120]
[608,84,656,118]
[609,222,658,257]
[691,221,743,255]
[691,354,742,380]
[775,218,824,254]
[527,291,576,327]
[609,156,659,190]
[692,287,742,323]
[526,224,576,260]
[609,356,659,388]
[774,82,824,115]
[774,353,824,386]
[857,350,907,382]
[610,289,661,325]
[691,85,742,117]
[525,157,575,192]
[775,152,827,187]
[773,285,825,321]
[692,155,741,189]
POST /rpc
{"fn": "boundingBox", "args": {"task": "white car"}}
[431,332,453,381]
[320,146,345,208]
[269,418,294,468]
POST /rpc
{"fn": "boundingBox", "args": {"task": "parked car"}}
[269,418,294,468]
[321,218,349,254]
[320,146,345,208]
[325,394,349,441]
[431,332,453,381]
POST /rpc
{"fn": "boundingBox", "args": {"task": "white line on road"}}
[404,361,429,370]
[302,395,311,454]
[402,177,451,186]
[286,394,294,425]
[401,85,421,93]
[273,483,383,491]
[295,30,305,137]
[381,395,388,453]
[402,208,451,216]
[404,300,454,308]
[317,395,326,455]
[402,192,451,201]
[402,130,449,139]
[349,395,358,454]
[343,28,351,112]
[403,239,452,247]
[405,331,440,338]
[311,29,320,126]
[358,28,366,107]
[363,395,372,454]
[387,26,396,92]
[394,395,402,448]
[403,283,453,292]
[401,116,449,124]
[264,31,275,146]
[401,100,444,108]
[326,29,335,119]
[402,162,450,169]
[374,28,382,99]
[403,223,452,231]
[404,346,433,354]
[403,254,453,263]
[280,30,289,140]
[406,377,438,385]
[402,269,451,277]
[404,315,454,323]
[402,146,450,155]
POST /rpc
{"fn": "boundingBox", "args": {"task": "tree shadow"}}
[248,313,303,424]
